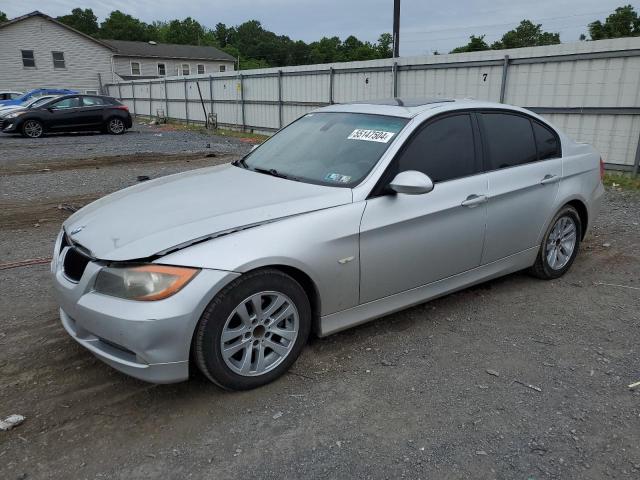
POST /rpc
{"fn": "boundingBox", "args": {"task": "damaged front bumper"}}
[51,233,239,383]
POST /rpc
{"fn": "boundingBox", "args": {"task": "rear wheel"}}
[530,205,581,279]
[106,117,126,135]
[21,119,43,138]
[194,269,311,390]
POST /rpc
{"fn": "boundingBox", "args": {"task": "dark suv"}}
[0,94,133,138]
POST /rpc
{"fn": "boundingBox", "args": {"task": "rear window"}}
[83,96,106,106]
[480,113,537,170]
[532,121,561,160]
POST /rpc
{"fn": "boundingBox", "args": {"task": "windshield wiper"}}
[231,157,248,168]
[252,167,290,180]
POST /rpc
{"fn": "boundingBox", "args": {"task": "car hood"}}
[64,163,353,261]
[0,106,25,117]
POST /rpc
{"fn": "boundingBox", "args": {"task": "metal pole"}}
[239,73,245,131]
[633,132,640,177]
[196,80,208,126]
[392,61,398,98]
[329,67,335,105]
[164,78,169,120]
[499,55,510,103]
[131,82,136,116]
[149,80,152,118]
[209,75,214,120]
[97,73,104,95]
[392,0,401,58]
[184,78,189,124]
[278,70,283,128]
[117,82,122,101]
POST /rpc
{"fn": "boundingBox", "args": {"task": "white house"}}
[0,11,236,94]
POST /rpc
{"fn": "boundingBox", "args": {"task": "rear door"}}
[479,111,562,264]
[80,96,107,126]
[359,113,488,303]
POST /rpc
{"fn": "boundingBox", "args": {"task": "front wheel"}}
[193,269,311,390]
[529,205,582,279]
[21,119,44,138]
[105,117,126,134]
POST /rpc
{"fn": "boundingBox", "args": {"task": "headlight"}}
[94,265,199,301]
[5,111,26,119]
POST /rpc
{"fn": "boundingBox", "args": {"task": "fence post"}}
[149,80,152,118]
[329,67,334,104]
[392,61,398,98]
[184,78,189,124]
[633,132,640,177]
[239,73,245,132]
[117,82,122,102]
[499,55,510,103]
[209,75,214,119]
[278,70,283,128]
[131,82,136,116]
[164,78,169,119]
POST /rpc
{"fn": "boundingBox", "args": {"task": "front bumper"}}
[51,240,239,383]
[0,118,19,132]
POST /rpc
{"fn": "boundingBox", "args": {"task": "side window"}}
[481,113,537,170]
[21,50,35,68]
[532,121,561,160]
[52,51,65,69]
[83,96,105,106]
[157,63,166,76]
[131,62,141,75]
[51,97,81,109]
[396,114,477,183]
[219,65,226,72]
[197,64,205,74]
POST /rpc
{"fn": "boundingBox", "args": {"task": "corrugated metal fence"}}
[105,37,640,174]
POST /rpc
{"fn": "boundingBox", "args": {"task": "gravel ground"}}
[0,121,252,167]
[0,150,639,479]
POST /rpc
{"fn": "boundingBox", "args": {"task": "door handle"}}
[540,174,560,185]
[461,194,488,207]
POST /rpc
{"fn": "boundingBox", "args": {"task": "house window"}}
[52,51,65,69]
[157,63,166,76]
[21,50,35,68]
[219,65,226,72]
[181,64,190,75]
[131,61,141,75]
[197,64,205,75]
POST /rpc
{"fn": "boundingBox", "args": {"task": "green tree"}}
[376,33,393,58]
[492,20,560,49]
[157,17,209,45]
[99,10,154,41]
[588,5,640,40]
[0,11,8,23]
[57,8,99,36]
[450,34,490,53]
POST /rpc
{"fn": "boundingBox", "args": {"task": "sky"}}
[1,0,637,55]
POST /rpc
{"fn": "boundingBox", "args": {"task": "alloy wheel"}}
[545,216,577,270]
[109,118,124,134]
[24,120,43,138]
[220,291,299,376]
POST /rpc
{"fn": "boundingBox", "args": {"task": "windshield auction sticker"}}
[347,129,395,143]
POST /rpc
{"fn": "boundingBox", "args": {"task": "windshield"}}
[240,112,408,187]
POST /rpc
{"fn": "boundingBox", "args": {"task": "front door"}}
[359,113,488,303]
[45,96,82,130]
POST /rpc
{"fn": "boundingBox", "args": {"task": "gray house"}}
[0,11,236,94]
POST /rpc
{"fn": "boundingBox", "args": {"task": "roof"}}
[102,40,236,62]
[0,11,115,51]
[318,98,541,119]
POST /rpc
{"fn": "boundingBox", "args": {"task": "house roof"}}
[1,11,236,63]
[102,40,236,62]
[0,11,116,51]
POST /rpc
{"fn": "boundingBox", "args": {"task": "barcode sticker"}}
[347,129,395,143]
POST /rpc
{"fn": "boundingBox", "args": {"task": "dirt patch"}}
[0,152,232,176]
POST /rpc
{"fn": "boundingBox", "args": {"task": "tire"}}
[21,119,44,138]
[529,205,582,279]
[105,117,126,135]
[194,269,311,390]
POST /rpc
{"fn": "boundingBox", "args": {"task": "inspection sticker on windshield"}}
[347,129,395,143]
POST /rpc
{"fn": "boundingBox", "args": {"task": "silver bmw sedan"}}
[51,98,604,390]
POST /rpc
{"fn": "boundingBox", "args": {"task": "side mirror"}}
[388,170,434,195]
